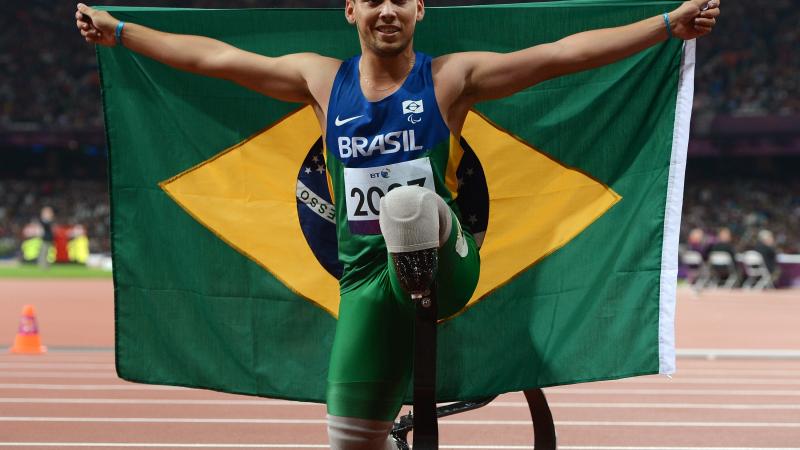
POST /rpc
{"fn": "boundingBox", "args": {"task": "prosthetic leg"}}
[380,186,451,450]
[379,186,559,450]
[327,186,449,450]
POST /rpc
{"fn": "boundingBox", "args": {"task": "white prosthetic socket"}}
[378,186,452,253]
[327,415,399,450]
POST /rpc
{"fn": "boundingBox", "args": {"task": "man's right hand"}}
[71,3,341,122]
[75,3,118,47]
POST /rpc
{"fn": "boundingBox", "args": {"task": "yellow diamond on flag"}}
[161,106,620,318]
[461,111,621,310]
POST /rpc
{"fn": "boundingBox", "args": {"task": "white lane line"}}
[515,402,800,410]
[5,362,800,376]
[0,398,309,406]
[0,350,112,356]
[0,384,183,391]
[0,363,115,370]
[1,446,799,450]
[678,349,800,359]
[0,446,329,449]
[0,357,112,363]
[0,347,114,354]
[546,388,800,396]
[1,417,798,427]
[596,378,800,386]
[559,448,800,450]
[5,384,800,396]
[548,420,800,428]
[0,417,325,424]
[678,363,800,368]
[16,361,798,374]
[5,373,800,385]
[0,372,117,379]
[1,398,798,410]
[677,369,800,376]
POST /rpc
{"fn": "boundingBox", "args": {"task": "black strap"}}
[524,389,557,449]
[412,288,438,449]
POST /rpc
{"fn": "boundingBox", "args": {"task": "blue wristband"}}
[662,13,673,39]
[115,21,125,46]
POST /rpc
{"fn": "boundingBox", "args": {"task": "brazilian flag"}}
[99,1,691,402]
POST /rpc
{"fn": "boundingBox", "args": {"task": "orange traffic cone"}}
[10,305,47,354]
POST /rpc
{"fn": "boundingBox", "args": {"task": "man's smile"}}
[375,25,400,36]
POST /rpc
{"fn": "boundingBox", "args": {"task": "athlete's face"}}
[346,0,424,56]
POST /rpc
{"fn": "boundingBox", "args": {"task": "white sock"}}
[379,186,452,253]
[327,414,399,450]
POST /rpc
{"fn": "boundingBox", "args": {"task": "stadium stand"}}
[6,1,791,132]
[693,0,799,118]
[682,178,800,254]
[1,1,797,280]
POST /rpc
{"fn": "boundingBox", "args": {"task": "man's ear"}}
[345,0,356,25]
[417,0,425,22]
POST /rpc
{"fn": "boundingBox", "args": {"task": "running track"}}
[1,280,799,449]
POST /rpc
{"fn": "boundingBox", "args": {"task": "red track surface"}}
[1,280,799,449]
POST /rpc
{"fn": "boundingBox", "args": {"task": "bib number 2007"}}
[350,177,426,217]
[343,157,435,234]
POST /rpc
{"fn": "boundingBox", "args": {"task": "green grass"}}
[0,264,113,279]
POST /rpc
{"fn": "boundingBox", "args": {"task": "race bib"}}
[344,157,435,234]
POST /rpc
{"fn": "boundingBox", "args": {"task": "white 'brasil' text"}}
[338,130,424,159]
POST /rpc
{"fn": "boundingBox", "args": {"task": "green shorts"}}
[326,212,480,421]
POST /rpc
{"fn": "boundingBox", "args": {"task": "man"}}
[754,229,778,279]
[76,1,720,448]
[707,227,739,286]
[37,206,55,269]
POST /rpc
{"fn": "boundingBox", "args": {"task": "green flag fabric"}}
[99,1,692,403]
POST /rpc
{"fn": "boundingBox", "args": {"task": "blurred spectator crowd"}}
[1,1,797,132]
[679,176,799,288]
[0,174,796,262]
[0,1,798,266]
[681,178,800,254]
[1,0,300,132]
[0,179,110,258]
[694,0,799,117]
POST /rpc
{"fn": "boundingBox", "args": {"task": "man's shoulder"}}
[430,52,485,89]
[295,53,343,69]
[296,53,343,85]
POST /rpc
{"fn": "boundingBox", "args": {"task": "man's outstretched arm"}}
[448,0,720,103]
[75,3,338,104]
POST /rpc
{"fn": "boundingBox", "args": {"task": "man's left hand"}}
[670,0,721,40]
